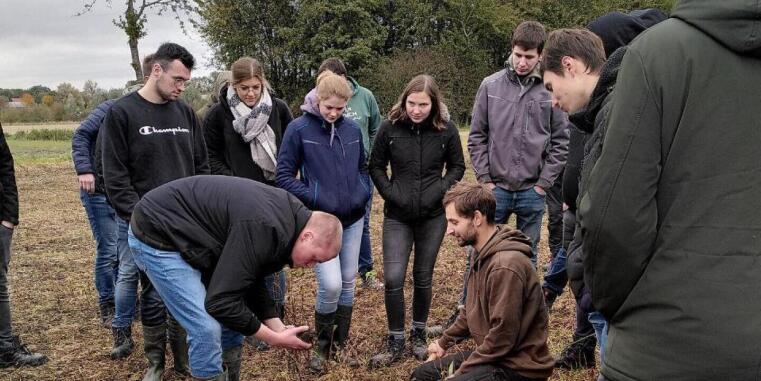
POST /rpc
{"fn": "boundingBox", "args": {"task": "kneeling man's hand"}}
[272,325,312,350]
[426,341,445,361]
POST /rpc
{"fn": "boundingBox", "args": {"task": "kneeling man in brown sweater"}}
[411,182,554,381]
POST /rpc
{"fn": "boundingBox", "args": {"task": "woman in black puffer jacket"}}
[368,74,465,368]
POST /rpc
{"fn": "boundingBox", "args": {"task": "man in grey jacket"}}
[468,20,569,266]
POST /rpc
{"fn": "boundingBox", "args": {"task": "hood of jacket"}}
[299,88,347,126]
[671,0,761,57]
[569,46,627,134]
[473,226,533,268]
[587,9,668,57]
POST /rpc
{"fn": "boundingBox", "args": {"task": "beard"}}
[455,226,477,247]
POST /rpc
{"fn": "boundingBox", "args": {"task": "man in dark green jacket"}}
[579,1,761,380]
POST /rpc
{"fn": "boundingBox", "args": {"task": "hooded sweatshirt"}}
[439,226,553,379]
[468,55,569,191]
[303,77,381,161]
[275,93,371,226]
[579,1,761,380]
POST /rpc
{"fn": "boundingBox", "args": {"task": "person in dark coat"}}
[0,122,47,368]
[580,1,761,379]
[540,9,666,371]
[203,57,293,351]
[368,74,465,368]
[128,175,341,381]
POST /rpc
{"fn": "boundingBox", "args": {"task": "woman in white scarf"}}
[202,57,293,375]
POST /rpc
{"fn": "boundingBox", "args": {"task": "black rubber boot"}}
[409,328,428,361]
[368,335,405,369]
[110,326,134,360]
[99,298,115,328]
[0,336,47,368]
[167,316,190,376]
[308,311,336,375]
[222,346,242,381]
[332,304,358,367]
[555,334,597,370]
[141,323,167,381]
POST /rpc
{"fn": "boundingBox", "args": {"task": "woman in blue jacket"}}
[276,70,371,374]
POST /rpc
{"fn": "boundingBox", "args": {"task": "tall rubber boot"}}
[332,304,358,367]
[222,346,242,381]
[308,311,336,375]
[141,323,166,381]
[167,315,190,376]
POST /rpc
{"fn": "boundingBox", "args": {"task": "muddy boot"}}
[110,326,134,360]
[0,336,48,368]
[142,323,167,381]
[332,304,358,367]
[167,316,190,376]
[99,299,115,328]
[409,328,428,361]
[368,334,405,369]
[555,334,597,370]
[222,346,242,381]
[308,311,336,375]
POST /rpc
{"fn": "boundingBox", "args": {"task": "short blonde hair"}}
[315,70,352,101]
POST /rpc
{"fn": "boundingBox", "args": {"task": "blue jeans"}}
[357,192,374,276]
[588,311,608,363]
[128,228,244,378]
[314,219,363,313]
[542,247,568,295]
[79,191,119,304]
[264,271,286,308]
[112,218,138,328]
[493,186,545,266]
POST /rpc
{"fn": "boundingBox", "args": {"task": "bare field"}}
[3,123,78,134]
[0,160,595,380]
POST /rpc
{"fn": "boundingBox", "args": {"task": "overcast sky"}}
[0,0,214,91]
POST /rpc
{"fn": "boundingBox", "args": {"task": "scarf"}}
[227,85,278,181]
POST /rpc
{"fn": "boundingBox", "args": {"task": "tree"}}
[42,95,55,107]
[20,93,35,105]
[78,0,197,81]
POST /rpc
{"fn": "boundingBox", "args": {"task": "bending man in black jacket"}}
[128,175,342,381]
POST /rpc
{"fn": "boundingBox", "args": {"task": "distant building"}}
[7,98,26,108]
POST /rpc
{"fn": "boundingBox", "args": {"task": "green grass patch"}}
[12,128,74,141]
[7,138,71,165]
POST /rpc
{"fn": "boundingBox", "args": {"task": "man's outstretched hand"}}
[271,325,312,350]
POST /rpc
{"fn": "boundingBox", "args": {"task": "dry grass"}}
[0,154,597,380]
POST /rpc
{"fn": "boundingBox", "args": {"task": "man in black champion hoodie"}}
[100,43,209,379]
[129,175,342,381]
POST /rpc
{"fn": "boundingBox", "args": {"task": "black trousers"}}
[382,215,446,332]
[410,350,547,381]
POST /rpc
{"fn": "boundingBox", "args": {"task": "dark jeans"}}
[545,175,563,258]
[114,218,167,328]
[0,226,14,346]
[542,210,576,295]
[79,191,120,305]
[410,350,546,381]
[357,192,374,276]
[383,215,446,332]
